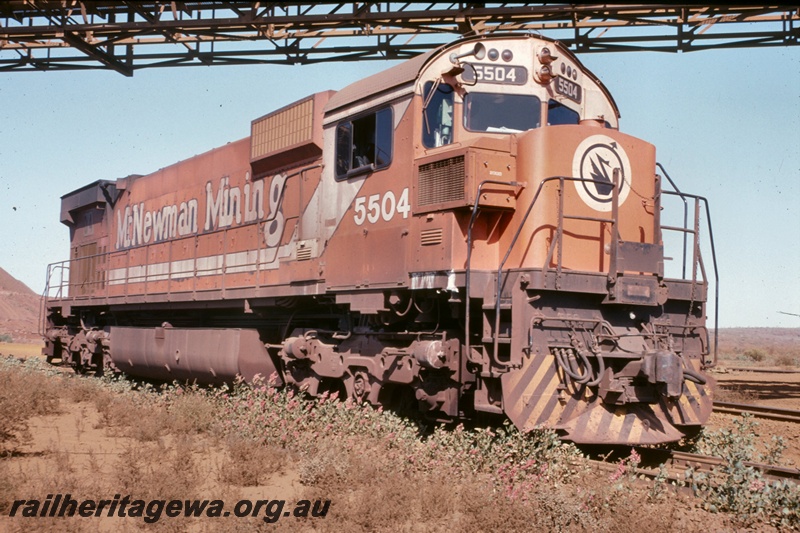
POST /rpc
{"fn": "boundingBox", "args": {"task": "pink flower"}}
[629,448,641,465]
[608,461,626,482]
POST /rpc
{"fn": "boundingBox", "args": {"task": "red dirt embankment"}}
[0,267,40,342]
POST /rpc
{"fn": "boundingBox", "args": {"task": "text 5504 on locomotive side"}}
[43,35,716,445]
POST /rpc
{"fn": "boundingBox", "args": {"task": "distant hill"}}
[713,327,799,361]
[0,267,40,342]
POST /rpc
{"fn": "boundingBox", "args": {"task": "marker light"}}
[537,46,557,64]
[534,65,553,84]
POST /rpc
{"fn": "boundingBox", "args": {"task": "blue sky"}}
[1,43,798,327]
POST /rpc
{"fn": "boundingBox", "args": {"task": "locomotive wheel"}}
[351,371,370,403]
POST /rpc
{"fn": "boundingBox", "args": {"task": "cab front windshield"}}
[463,92,541,133]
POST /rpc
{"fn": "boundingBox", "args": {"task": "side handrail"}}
[39,263,65,336]
[661,190,719,366]
[657,163,689,279]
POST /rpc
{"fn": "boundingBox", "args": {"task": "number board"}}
[462,64,527,85]
[555,76,582,104]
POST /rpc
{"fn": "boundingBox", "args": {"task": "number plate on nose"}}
[555,76,582,103]
[461,64,528,85]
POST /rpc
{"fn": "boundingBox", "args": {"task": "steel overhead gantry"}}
[0,3,798,76]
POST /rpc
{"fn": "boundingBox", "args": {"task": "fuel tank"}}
[109,326,282,385]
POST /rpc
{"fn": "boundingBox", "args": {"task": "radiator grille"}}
[418,156,465,207]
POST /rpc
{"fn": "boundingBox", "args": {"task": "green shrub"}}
[688,414,797,528]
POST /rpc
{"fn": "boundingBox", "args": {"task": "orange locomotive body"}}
[44,35,716,445]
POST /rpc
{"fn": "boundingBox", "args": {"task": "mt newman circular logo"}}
[571,135,632,212]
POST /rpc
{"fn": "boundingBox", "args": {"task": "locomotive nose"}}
[501,349,712,444]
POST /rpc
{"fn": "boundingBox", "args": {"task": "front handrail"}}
[40,263,68,335]
[475,173,716,370]
[464,179,525,366]
[493,175,620,365]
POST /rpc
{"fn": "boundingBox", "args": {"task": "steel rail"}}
[587,445,800,487]
[720,366,800,374]
[656,449,800,484]
[713,401,800,424]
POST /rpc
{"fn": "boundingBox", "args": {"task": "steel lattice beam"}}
[0,3,798,75]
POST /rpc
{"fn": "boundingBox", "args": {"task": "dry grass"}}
[775,353,799,367]
[298,456,695,533]
[94,394,170,442]
[219,436,287,487]
[115,436,201,500]
[164,391,218,435]
[0,359,60,454]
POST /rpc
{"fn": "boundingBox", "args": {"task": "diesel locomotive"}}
[42,34,717,445]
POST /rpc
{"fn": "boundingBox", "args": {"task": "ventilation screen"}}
[417,156,465,207]
[251,98,314,161]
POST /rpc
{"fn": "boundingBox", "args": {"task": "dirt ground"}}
[2,340,800,531]
[0,346,307,532]
[0,342,43,359]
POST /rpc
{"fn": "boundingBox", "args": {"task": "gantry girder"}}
[1,3,798,76]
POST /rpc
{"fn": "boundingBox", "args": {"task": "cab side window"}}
[422,81,455,148]
[335,107,393,180]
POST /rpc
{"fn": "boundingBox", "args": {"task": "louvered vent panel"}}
[418,156,465,207]
[296,247,312,261]
[251,98,314,160]
[420,228,443,246]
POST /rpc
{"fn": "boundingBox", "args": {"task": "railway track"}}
[588,446,800,487]
[720,366,800,374]
[641,448,800,484]
[713,401,800,423]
